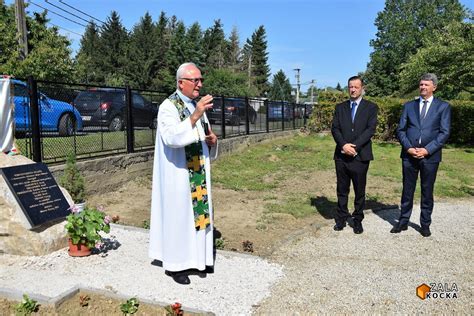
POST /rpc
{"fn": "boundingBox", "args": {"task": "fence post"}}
[265,99,269,133]
[303,104,307,126]
[293,103,296,130]
[245,97,250,135]
[27,76,42,163]
[281,100,285,131]
[220,96,226,139]
[125,86,134,153]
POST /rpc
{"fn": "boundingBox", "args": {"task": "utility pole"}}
[310,79,316,103]
[293,68,300,104]
[15,0,28,59]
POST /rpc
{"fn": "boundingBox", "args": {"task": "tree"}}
[335,82,342,91]
[125,12,157,89]
[201,68,257,96]
[399,19,473,99]
[365,0,467,96]
[268,70,293,101]
[242,25,270,96]
[0,6,74,81]
[75,22,101,84]
[202,19,227,70]
[99,11,129,86]
[226,26,241,71]
[185,22,204,66]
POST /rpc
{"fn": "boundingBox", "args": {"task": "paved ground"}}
[0,201,472,314]
[256,201,473,314]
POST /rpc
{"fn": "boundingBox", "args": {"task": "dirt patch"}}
[83,168,367,257]
[0,291,198,315]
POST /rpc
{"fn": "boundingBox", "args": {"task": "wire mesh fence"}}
[12,78,309,164]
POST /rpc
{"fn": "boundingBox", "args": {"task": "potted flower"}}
[60,153,86,211]
[65,205,111,257]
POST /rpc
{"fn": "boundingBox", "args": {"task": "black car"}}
[207,97,257,126]
[73,89,157,131]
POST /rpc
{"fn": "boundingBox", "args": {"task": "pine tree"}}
[269,70,293,101]
[202,20,227,70]
[127,12,156,89]
[244,25,270,96]
[99,11,129,86]
[185,22,204,66]
[75,22,102,84]
[226,26,241,71]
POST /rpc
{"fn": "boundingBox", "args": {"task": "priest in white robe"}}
[149,62,218,285]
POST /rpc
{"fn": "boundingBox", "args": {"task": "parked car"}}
[268,101,294,121]
[12,80,83,136]
[207,97,257,126]
[73,88,158,131]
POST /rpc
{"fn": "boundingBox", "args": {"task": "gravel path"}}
[256,201,473,314]
[0,201,472,314]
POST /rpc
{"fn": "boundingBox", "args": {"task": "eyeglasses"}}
[180,77,204,84]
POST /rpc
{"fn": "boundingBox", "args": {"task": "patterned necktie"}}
[420,100,428,120]
[351,102,357,122]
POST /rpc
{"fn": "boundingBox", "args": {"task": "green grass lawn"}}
[15,129,156,162]
[213,134,474,218]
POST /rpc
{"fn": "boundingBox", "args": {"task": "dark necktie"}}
[351,102,357,122]
[420,100,428,120]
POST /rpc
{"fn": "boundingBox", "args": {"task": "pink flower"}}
[104,215,111,225]
[97,205,105,212]
[95,241,104,249]
[69,204,80,214]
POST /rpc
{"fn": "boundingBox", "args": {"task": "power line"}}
[48,22,82,36]
[28,0,87,27]
[44,0,91,25]
[58,0,105,25]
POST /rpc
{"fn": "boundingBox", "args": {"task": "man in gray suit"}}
[392,73,451,237]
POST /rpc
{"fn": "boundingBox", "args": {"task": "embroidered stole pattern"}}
[168,93,210,231]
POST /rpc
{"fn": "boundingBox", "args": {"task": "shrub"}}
[307,97,474,145]
[59,153,85,203]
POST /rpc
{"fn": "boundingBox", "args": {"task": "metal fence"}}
[13,77,309,164]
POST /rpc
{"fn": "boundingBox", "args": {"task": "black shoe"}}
[420,227,431,237]
[333,222,346,231]
[390,224,408,233]
[165,271,190,285]
[353,221,363,234]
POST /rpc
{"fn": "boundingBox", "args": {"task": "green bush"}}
[307,97,474,145]
[59,153,85,203]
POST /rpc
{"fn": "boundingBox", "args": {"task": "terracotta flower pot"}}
[68,239,92,257]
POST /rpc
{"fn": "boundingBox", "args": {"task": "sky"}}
[7,0,474,92]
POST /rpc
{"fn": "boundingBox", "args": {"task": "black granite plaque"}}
[0,163,70,228]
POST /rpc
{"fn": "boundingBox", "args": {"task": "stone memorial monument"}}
[0,78,73,256]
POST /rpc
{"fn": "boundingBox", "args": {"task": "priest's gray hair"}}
[176,62,198,83]
[420,73,438,86]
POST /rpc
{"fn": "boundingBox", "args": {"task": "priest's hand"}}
[205,130,218,147]
[190,95,213,126]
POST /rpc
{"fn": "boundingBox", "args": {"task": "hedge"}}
[308,97,474,145]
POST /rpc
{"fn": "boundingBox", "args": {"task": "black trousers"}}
[335,159,370,223]
[399,158,439,228]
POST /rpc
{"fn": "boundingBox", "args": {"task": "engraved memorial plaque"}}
[0,163,70,228]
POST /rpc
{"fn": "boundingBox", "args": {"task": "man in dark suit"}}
[331,76,378,234]
[392,73,451,237]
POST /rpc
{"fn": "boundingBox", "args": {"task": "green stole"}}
[168,92,210,231]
